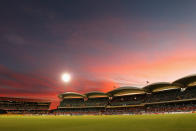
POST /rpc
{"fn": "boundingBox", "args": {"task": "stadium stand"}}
[182,86,196,99]
[108,87,146,106]
[84,91,108,106]
[1,74,196,115]
[0,97,51,114]
[143,83,182,103]
[145,101,196,113]
[55,74,196,115]
[58,92,85,108]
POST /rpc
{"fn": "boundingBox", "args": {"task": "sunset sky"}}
[1,0,196,108]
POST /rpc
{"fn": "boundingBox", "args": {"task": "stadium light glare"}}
[62,73,71,83]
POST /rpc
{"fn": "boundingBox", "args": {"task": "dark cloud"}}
[4,34,26,45]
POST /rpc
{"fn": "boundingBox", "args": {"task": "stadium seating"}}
[182,86,196,99]
[59,98,84,107]
[56,75,196,115]
[145,89,182,103]
[85,97,108,106]
[110,94,146,106]
[2,74,196,115]
[0,97,51,114]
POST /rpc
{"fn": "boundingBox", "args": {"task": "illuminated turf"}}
[0,114,196,131]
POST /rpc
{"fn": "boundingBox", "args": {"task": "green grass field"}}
[0,113,196,131]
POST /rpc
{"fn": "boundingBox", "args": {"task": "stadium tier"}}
[108,87,146,106]
[55,75,196,115]
[84,91,109,106]
[0,97,51,114]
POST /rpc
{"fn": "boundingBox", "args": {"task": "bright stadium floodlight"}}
[62,73,71,83]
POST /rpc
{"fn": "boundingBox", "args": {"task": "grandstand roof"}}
[84,91,108,98]
[58,92,84,99]
[143,82,180,92]
[172,74,196,88]
[107,86,145,96]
